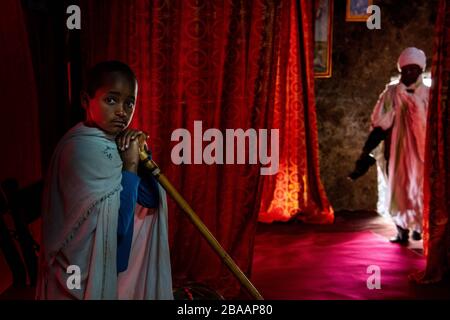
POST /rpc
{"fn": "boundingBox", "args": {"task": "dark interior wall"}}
[21,0,83,173]
[315,0,437,211]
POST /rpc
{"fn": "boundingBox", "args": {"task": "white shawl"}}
[36,122,173,300]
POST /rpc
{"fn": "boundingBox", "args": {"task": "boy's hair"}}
[84,61,137,98]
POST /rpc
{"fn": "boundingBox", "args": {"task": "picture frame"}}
[314,0,333,78]
[346,0,373,22]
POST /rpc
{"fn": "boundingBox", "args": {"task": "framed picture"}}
[314,0,333,78]
[346,0,373,22]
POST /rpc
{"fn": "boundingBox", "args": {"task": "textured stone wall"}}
[315,0,437,211]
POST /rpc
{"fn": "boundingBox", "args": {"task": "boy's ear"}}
[80,91,89,110]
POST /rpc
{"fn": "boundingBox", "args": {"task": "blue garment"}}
[117,170,159,273]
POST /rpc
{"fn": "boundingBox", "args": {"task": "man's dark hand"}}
[348,153,376,181]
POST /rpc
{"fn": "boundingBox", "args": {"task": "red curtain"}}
[79,0,332,297]
[413,0,450,284]
[0,0,41,187]
[258,0,333,224]
[0,0,42,292]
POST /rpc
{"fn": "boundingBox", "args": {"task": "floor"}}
[251,210,450,299]
[1,211,449,300]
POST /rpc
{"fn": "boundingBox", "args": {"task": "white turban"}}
[397,47,427,71]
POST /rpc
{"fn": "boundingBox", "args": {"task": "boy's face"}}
[83,73,137,136]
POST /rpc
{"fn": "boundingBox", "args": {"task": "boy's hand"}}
[116,129,148,173]
[116,129,148,151]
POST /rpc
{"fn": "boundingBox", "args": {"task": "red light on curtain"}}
[80,0,334,297]
[258,0,334,224]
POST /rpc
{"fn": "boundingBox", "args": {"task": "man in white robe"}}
[371,47,429,243]
[349,47,429,243]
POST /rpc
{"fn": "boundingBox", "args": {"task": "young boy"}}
[36,61,173,299]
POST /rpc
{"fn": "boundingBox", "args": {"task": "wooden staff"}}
[138,148,264,300]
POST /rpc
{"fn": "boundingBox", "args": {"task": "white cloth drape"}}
[118,195,173,299]
[371,79,429,232]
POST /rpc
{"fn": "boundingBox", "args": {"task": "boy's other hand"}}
[116,129,148,173]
